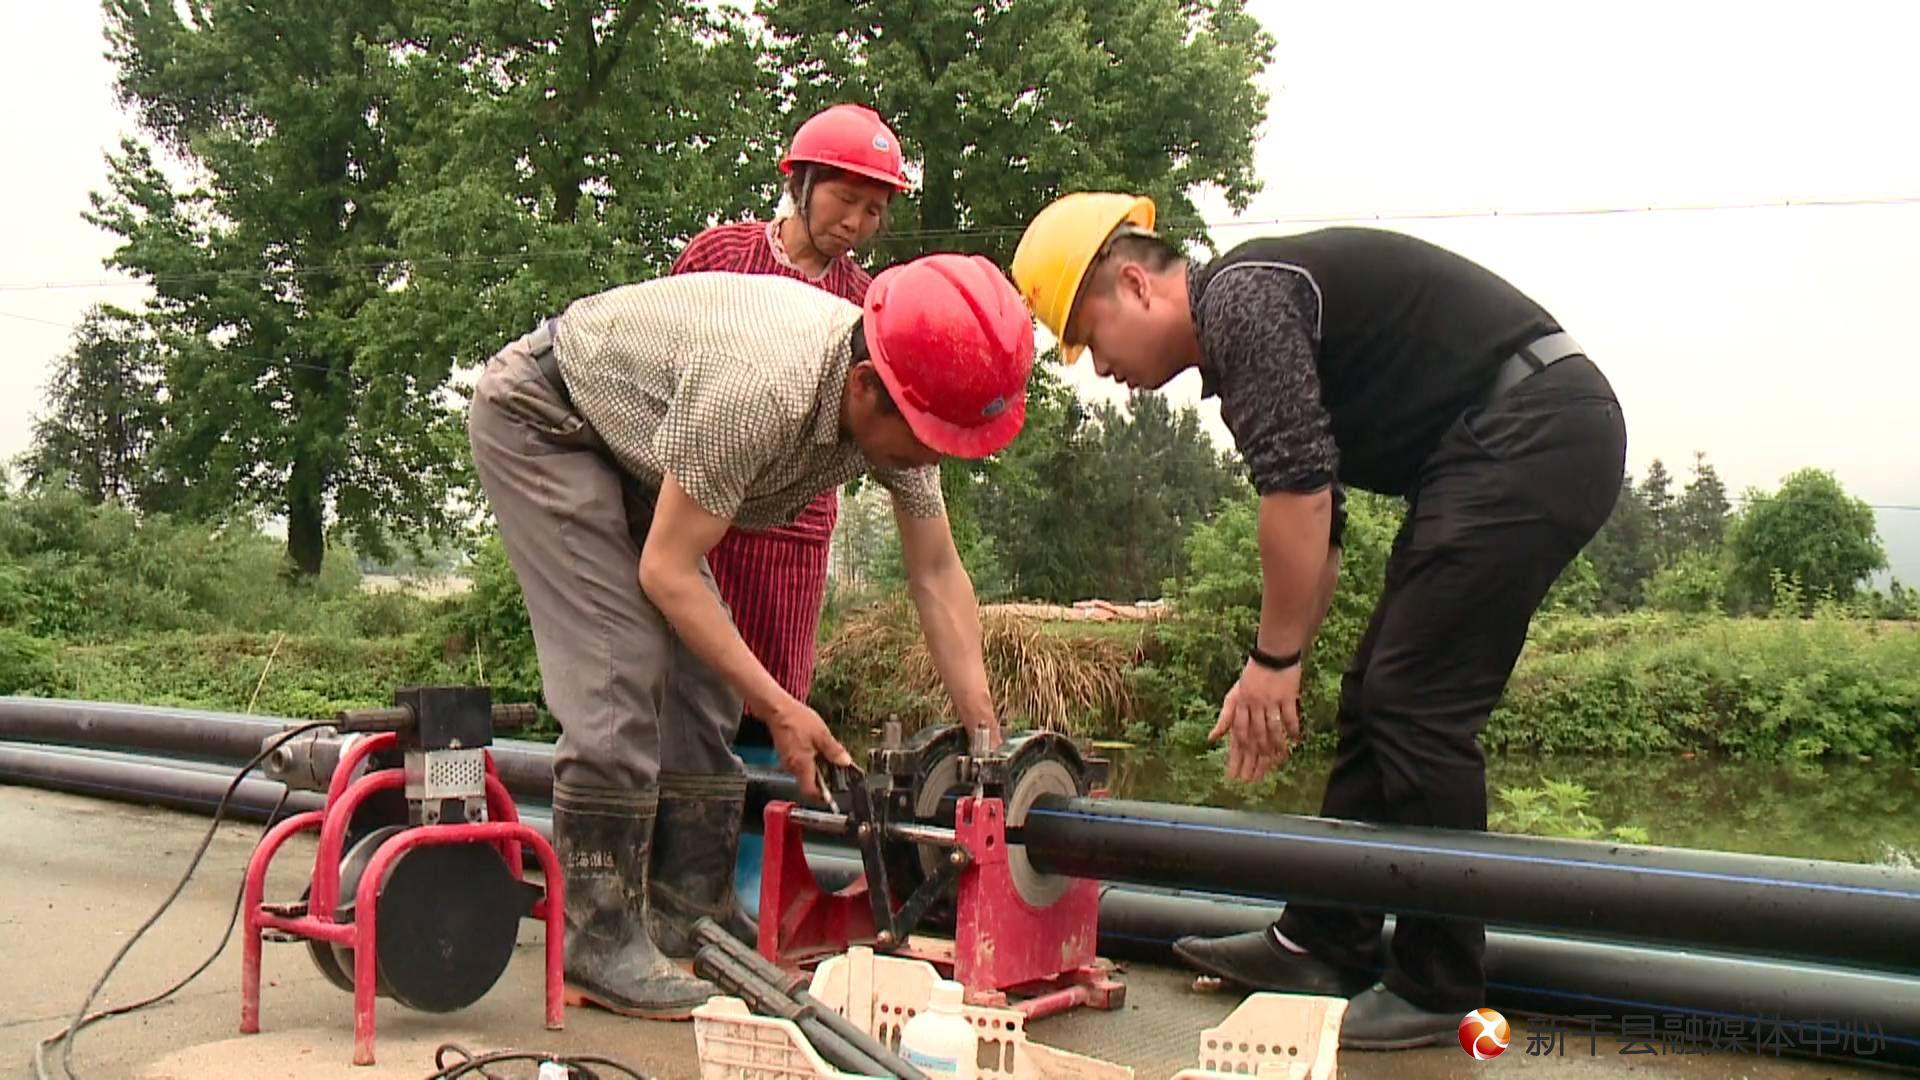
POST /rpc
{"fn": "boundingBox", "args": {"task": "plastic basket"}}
[693,948,1343,1080]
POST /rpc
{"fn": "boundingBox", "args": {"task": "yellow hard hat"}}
[1012,192,1157,364]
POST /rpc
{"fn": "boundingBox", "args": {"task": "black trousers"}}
[1276,355,1627,1012]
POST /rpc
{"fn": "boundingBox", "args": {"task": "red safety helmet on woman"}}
[863,254,1034,459]
[781,104,912,193]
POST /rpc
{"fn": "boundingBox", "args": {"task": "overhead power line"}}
[0,193,1915,295]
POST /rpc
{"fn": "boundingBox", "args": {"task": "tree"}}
[1582,475,1658,611]
[759,0,1275,266]
[363,2,777,399]
[92,1,773,576]
[1640,458,1676,566]
[19,306,166,506]
[1727,468,1886,611]
[92,2,426,576]
[1671,452,1730,558]
[1087,391,1244,600]
[971,367,1243,602]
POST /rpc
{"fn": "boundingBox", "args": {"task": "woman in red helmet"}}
[669,103,908,735]
[662,104,910,949]
[468,253,1030,1020]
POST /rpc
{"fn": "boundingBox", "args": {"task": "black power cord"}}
[31,721,332,1080]
[427,1042,654,1080]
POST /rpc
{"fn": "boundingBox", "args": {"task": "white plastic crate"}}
[692,948,1344,1080]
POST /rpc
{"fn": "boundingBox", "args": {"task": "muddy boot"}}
[650,771,759,959]
[553,782,718,1020]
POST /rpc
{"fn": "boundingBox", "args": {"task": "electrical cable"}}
[3,192,1916,294]
[30,722,330,1080]
[426,1041,654,1080]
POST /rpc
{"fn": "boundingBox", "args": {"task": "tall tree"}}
[1089,391,1244,600]
[759,0,1275,265]
[92,1,774,576]
[20,306,165,506]
[1672,451,1730,557]
[362,2,777,392]
[1727,468,1886,610]
[972,369,1242,602]
[93,2,421,575]
[1582,475,1657,611]
[1639,457,1676,567]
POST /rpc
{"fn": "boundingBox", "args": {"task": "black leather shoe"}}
[1172,929,1372,997]
[1340,984,1462,1050]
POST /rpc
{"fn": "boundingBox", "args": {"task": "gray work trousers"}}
[468,330,745,792]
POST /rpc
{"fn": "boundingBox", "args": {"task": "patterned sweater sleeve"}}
[1198,265,1339,494]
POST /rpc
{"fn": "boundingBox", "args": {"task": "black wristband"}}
[1249,645,1302,671]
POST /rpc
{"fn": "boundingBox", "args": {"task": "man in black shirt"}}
[1013,193,1627,1049]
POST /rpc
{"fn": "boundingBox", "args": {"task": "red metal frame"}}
[756,794,1123,1020]
[240,733,564,1066]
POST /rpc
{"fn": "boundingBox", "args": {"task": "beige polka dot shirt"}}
[552,272,945,528]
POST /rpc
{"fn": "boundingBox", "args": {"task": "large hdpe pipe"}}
[1022,796,1920,975]
[4,741,1916,1068]
[8,698,1920,972]
[0,696,803,808]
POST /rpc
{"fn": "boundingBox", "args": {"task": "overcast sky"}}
[2,1,1916,575]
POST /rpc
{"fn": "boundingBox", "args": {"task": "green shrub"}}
[1645,550,1727,615]
[1491,613,1920,760]
[0,629,67,696]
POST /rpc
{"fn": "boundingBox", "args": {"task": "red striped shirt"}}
[669,220,873,708]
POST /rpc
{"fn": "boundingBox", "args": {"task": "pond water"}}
[1094,747,1920,867]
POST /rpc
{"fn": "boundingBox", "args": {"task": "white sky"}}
[2,0,1917,573]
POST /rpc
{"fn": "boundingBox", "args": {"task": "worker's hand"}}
[1209,659,1302,783]
[767,700,854,802]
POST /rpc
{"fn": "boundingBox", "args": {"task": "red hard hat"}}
[864,254,1035,459]
[781,104,911,192]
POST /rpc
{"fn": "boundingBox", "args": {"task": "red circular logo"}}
[1459,1008,1511,1060]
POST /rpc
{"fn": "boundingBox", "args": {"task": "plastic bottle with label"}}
[898,978,977,1079]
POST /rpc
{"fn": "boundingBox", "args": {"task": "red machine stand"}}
[757,794,1123,1020]
[239,730,565,1066]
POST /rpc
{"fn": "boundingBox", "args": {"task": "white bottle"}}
[898,978,977,1079]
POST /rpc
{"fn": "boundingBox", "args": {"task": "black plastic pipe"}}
[0,696,807,809]
[5,741,1916,1068]
[10,700,1920,973]
[694,918,928,1080]
[1024,796,1920,975]
[692,944,900,1079]
[1092,886,1920,1068]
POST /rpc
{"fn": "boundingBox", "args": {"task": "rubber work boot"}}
[552,781,717,1020]
[650,770,758,959]
[1339,983,1462,1050]
[1173,927,1374,998]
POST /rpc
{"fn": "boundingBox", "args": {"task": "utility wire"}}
[1,193,1915,294]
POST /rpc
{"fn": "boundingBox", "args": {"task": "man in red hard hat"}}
[663,105,910,957]
[468,253,1033,1021]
